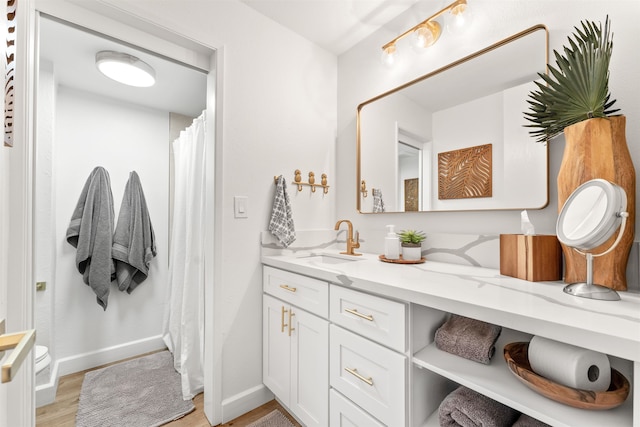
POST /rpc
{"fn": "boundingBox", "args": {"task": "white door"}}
[263,295,291,403]
[290,307,328,427]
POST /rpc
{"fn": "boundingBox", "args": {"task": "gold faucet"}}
[335,220,362,256]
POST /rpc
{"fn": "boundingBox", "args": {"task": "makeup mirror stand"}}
[563,211,628,301]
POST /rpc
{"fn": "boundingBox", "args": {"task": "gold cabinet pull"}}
[279,284,297,293]
[281,306,288,333]
[344,367,373,386]
[288,310,296,337]
[344,308,374,322]
[0,328,36,383]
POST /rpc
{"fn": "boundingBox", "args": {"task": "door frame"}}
[10,0,223,424]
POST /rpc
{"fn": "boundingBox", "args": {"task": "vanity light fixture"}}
[95,50,156,87]
[381,0,473,66]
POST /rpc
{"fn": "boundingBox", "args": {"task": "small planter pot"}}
[401,244,422,261]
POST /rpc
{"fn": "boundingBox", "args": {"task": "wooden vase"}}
[558,116,635,291]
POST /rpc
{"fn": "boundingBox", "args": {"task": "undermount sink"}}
[302,254,363,265]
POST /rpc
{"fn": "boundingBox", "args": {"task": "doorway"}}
[31,6,218,424]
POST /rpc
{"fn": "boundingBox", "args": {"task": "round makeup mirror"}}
[556,179,629,301]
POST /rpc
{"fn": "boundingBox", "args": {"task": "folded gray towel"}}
[372,188,385,213]
[512,414,550,427]
[435,314,502,364]
[112,171,157,294]
[439,386,520,427]
[66,166,115,310]
[269,175,296,247]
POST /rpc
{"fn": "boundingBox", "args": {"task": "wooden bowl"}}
[503,342,630,410]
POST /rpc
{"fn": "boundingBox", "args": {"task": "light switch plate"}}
[234,196,248,218]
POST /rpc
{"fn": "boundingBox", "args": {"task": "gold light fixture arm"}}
[382,0,467,51]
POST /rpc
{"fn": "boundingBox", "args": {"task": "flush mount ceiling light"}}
[381,0,473,66]
[95,50,156,87]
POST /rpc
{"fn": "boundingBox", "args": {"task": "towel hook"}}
[281,170,329,194]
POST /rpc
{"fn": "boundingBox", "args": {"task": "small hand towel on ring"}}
[269,175,296,247]
[434,314,502,364]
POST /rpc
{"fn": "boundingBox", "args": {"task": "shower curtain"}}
[163,111,206,400]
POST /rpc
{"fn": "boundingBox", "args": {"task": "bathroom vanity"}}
[262,250,640,427]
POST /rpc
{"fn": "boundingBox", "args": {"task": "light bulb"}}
[445,2,473,35]
[413,21,442,49]
[381,44,398,67]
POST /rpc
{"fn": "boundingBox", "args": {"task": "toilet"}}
[35,345,51,375]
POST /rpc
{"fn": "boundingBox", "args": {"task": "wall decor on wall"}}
[4,0,16,147]
[438,143,492,200]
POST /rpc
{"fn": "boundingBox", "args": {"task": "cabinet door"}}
[263,294,291,404]
[290,307,329,427]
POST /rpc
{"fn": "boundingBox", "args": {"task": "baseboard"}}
[35,362,59,408]
[56,335,166,377]
[221,384,274,423]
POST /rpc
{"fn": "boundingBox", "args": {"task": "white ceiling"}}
[39,16,208,118]
[239,0,421,54]
[38,2,422,117]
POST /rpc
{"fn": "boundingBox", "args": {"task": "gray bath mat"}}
[247,409,296,427]
[76,351,194,427]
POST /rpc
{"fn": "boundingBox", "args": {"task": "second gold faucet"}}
[335,219,361,256]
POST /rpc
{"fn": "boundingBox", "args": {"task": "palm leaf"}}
[524,16,617,143]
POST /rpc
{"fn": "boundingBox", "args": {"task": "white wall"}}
[49,85,170,368]
[337,0,640,255]
[96,0,338,420]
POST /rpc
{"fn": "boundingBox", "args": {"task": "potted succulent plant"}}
[398,230,426,261]
[524,16,634,291]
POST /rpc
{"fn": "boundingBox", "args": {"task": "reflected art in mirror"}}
[357,25,548,213]
[556,179,629,301]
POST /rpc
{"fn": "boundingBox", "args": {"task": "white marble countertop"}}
[262,250,640,362]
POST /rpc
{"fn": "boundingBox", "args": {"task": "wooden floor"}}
[36,352,300,427]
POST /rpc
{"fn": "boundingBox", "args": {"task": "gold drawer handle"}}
[279,284,297,293]
[0,328,36,383]
[344,367,374,386]
[344,308,374,322]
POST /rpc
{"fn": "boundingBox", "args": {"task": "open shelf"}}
[413,329,633,427]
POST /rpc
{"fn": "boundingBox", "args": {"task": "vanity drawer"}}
[263,266,328,318]
[330,325,406,427]
[330,389,384,427]
[330,285,406,352]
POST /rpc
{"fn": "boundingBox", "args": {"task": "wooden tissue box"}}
[500,234,562,282]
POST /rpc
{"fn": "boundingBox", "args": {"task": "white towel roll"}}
[528,336,611,391]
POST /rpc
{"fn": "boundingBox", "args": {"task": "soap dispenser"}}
[384,225,400,260]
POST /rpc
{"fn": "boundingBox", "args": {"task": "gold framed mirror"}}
[357,25,549,213]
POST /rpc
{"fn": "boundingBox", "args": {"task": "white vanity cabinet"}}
[263,267,329,427]
[262,253,640,427]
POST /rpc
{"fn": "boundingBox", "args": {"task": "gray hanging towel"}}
[373,188,385,213]
[269,175,296,247]
[66,166,115,310]
[112,171,157,294]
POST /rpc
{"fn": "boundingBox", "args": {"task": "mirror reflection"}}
[358,25,549,213]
